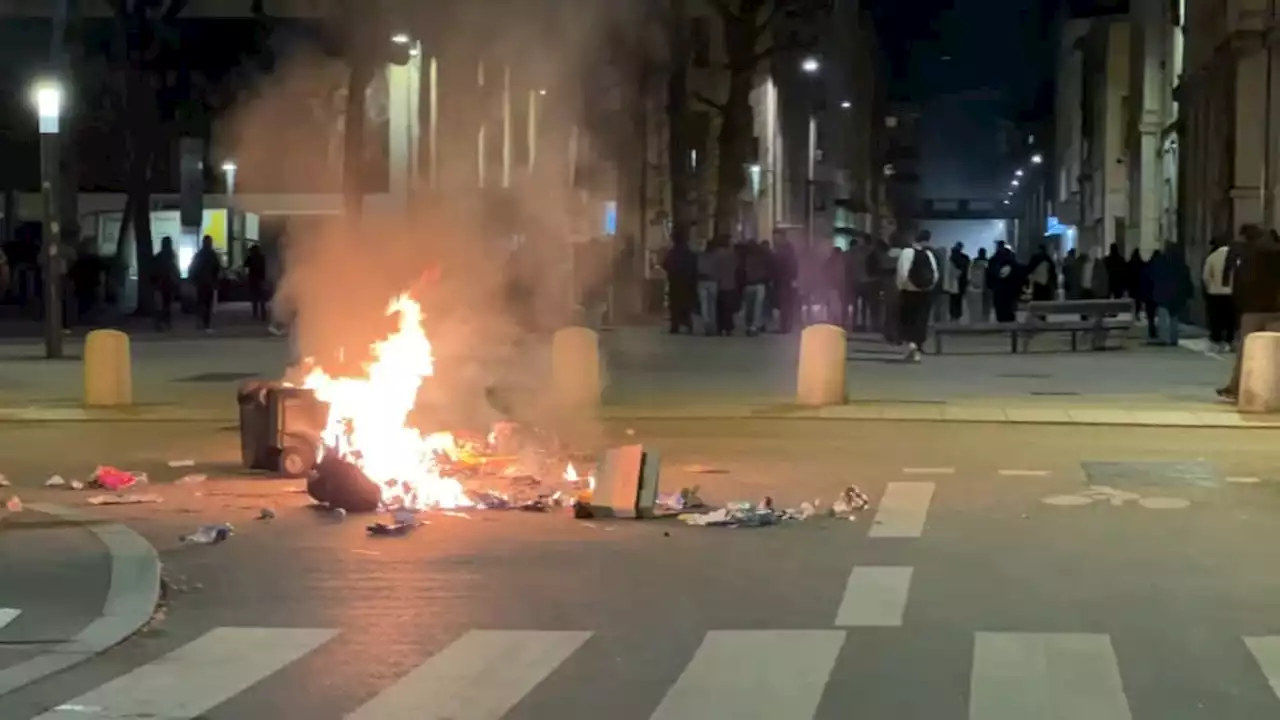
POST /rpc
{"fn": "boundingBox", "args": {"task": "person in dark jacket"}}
[1104,243,1128,299]
[1026,245,1056,302]
[152,236,181,331]
[741,241,771,335]
[661,240,698,334]
[1219,226,1280,400]
[1148,243,1193,346]
[244,244,269,322]
[188,235,222,331]
[1129,249,1156,338]
[772,239,798,333]
[987,242,1021,322]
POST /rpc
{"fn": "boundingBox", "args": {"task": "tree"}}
[696,0,827,239]
[107,0,190,315]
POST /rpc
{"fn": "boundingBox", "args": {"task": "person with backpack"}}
[895,230,939,362]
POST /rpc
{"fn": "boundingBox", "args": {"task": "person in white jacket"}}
[1201,234,1236,352]
[895,230,940,362]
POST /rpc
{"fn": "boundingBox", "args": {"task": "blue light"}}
[603,201,617,235]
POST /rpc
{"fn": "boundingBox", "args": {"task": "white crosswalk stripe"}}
[869,481,936,538]
[29,627,337,720]
[1245,636,1280,700]
[0,609,19,631]
[970,632,1132,720]
[649,630,845,719]
[342,630,592,720]
[834,566,913,626]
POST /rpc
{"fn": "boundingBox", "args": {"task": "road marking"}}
[902,467,954,475]
[343,630,591,720]
[33,627,337,720]
[970,632,1132,720]
[0,609,19,631]
[869,482,936,538]
[834,566,912,626]
[998,469,1051,477]
[650,630,844,720]
[1246,637,1280,700]
[1227,476,1263,484]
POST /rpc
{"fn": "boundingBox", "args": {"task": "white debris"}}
[132,472,150,485]
[4,496,22,513]
[45,475,67,488]
[167,460,196,468]
[86,493,164,506]
[331,507,347,521]
[69,480,86,491]
[0,474,9,487]
[174,474,208,485]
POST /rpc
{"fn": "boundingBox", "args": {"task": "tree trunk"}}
[665,0,694,247]
[712,72,753,240]
[124,64,156,315]
[343,59,374,222]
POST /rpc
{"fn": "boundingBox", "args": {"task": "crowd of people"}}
[659,222,1280,378]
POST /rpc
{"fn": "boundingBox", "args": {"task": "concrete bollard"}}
[551,326,601,413]
[796,323,847,406]
[1239,331,1280,413]
[83,329,133,407]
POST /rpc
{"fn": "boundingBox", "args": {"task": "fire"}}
[303,294,472,510]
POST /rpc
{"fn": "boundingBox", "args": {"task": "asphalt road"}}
[1,419,1280,719]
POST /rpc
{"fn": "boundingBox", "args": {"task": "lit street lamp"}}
[33,79,64,359]
[801,57,820,74]
[390,32,410,45]
[1030,153,1043,164]
[222,159,238,268]
[1011,179,1020,187]
[1014,169,1024,177]
[840,100,852,109]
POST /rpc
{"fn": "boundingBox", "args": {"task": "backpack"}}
[907,247,937,290]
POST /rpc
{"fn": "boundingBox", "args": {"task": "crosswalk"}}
[14,626,1280,719]
[0,609,19,632]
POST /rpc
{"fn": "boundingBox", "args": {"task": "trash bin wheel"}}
[278,446,313,479]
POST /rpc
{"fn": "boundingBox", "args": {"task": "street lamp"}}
[1011,179,1020,187]
[1030,153,1043,164]
[1014,169,1024,177]
[798,59,821,246]
[32,78,64,359]
[390,32,410,45]
[221,160,238,268]
[840,100,852,109]
[801,57,820,74]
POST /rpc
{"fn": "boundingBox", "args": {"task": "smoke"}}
[216,2,632,445]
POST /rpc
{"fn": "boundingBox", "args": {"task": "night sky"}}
[867,0,1056,198]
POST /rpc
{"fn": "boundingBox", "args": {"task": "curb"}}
[0,504,161,697]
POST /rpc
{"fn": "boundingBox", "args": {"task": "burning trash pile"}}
[296,294,594,528]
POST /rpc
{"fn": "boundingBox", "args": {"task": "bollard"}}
[551,325,601,413]
[83,329,133,407]
[796,323,847,406]
[1239,331,1280,413]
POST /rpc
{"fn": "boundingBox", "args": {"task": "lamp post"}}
[34,80,63,359]
[801,57,820,248]
[221,159,238,268]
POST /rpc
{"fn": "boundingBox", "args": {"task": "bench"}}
[932,298,1135,354]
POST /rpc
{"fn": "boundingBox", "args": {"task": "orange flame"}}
[303,294,472,510]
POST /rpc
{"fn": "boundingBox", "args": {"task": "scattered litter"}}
[438,510,471,519]
[0,474,9,487]
[681,464,728,474]
[657,485,705,512]
[174,474,208,485]
[624,428,635,436]
[350,548,381,556]
[69,480,86,491]
[180,523,234,544]
[90,466,137,492]
[833,486,871,516]
[367,521,419,536]
[331,507,347,521]
[87,493,164,506]
[167,460,197,468]
[258,508,276,520]
[132,472,150,485]
[45,475,67,488]
[5,496,22,513]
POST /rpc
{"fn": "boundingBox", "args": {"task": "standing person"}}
[1149,244,1193,346]
[710,236,739,336]
[968,247,989,323]
[987,241,1020,322]
[1201,233,1236,353]
[741,241,770,335]
[945,242,970,322]
[662,240,698,334]
[189,235,223,332]
[895,230,939,362]
[696,241,719,335]
[1129,248,1156,339]
[244,243,269,322]
[866,238,893,335]
[1219,225,1280,401]
[1062,248,1081,299]
[1026,245,1056,301]
[1104,243,1128,299]
[772,238,798,333]
[846,237,870,330]
[823,246,848,328]
[152,236,180,331]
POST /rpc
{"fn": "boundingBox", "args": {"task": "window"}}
[690,17,711,68]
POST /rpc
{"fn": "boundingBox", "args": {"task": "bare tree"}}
[696,0,827,239]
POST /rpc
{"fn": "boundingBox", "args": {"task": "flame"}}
[303,294,472,510]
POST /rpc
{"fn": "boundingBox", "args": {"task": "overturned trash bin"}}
[580,445,660,519]
[238,381,328,478]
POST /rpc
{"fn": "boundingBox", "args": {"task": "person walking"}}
[152,236,180,331]
[1218,225,1280,401]
[1149,243,1193,346]
[895,230,939,362]
[1201,233,1236,353]
[987,242,1020,322]
[967,247,989,323]
[245,243,269,322]
[189,235,223,332]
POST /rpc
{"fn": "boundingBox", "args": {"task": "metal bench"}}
[932,298,1134,354]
